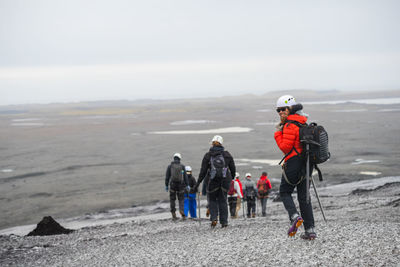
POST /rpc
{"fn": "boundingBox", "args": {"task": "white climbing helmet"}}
[173,153,182,159]
[185,166,192,172]
[245,173,251,178]
[276,95,297,108]
[235,172,240,179]
[211,135,223,145]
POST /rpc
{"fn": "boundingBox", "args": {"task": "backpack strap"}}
[278,120,306,165]
[282,165,306,186]
[314,164,323,181]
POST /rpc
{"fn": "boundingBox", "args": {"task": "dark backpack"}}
[281,121,330,181]
[170,163,184,183]
[209,153,227,180]
[245,186,256,200]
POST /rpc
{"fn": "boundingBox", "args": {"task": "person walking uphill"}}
[243,173,257,218]
[184,166,197,218]
[165,153,190,220]
[257,171,272,217]
[274,95,316,240]
[227,175,243,218]
[193,135,236,228]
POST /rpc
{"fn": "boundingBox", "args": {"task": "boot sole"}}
[288,218,303,237]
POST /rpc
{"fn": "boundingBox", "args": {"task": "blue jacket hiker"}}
[184,166,197,218]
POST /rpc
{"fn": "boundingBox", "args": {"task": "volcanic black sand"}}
[0,89,399,230]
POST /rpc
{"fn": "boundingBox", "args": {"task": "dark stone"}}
[27,216,74,236]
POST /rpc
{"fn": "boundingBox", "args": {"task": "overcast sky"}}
[1,0,399,105]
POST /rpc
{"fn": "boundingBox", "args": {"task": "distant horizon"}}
[1,88,400,108]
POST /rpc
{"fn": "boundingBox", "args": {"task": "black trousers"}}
[279,156,315,229]
[209,188,228,225]
[246,197,256,216]
[228,196,237,217]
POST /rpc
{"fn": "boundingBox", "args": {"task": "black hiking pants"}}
[246,197,256,217]
[209,188,228,225]
[228,196,237,217]
[169,183,185,214]
[279,156,315,230]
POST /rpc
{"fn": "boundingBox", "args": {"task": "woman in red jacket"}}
[274,95,316,240]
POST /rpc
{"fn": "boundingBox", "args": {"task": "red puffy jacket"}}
[274,114,307,162]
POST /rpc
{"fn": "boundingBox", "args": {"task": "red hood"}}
[286,114,307,124]
[259,175,268,180]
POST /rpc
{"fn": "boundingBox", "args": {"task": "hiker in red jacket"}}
[274,95,316,240]
[257,171,272,217]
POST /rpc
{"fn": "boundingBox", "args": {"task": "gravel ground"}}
[1,182,399,266]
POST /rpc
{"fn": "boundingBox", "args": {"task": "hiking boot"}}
[252,213,256,218]
[211,220,217,228]
[206,209,210,217]
[179,211,186,220]
[221,223,228,228]
[247,214,251,218]
[288,214,303,237]
[171,212,177,220]
[301,228,317,240]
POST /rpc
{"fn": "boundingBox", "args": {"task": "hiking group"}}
[165,95,329,240]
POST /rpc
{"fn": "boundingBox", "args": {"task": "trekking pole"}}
[310,175,327,222]
[256,198,259,216]
[197,192,201,225]
[242,199,245,218]
[306,143,310,204]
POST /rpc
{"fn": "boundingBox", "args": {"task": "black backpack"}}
[170,163,184,183]
[280,121,330,181]
[209,153,227,180]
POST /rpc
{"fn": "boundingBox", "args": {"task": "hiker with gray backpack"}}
[274,95,330,240]
[243,173,257,218]
[165,153,190,220]
[193,135,236,228]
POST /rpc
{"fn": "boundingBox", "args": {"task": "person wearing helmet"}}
[183,166,197,218]
[274,95,316,240]
[243,173,257,218]
[193,135,236,228]
[165,153,190,220]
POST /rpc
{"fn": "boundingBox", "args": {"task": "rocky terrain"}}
[1,178,399,266]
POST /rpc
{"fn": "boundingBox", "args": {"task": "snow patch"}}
[236,158,280,166]
[360,171,382,176]
[304,97,400,105]
[1,169,13,173]
[351,159,380,165]
[333,109,368,113]
[11,123,45,126]
[256,109,271,112]
[12,118,42,122]
[170,120,216,125]
[378,108,400,112]
[148,127,253,135]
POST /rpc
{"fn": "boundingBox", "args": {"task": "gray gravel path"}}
[1,183,399,266]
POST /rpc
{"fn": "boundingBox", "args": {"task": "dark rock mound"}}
[27,216,74,236]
